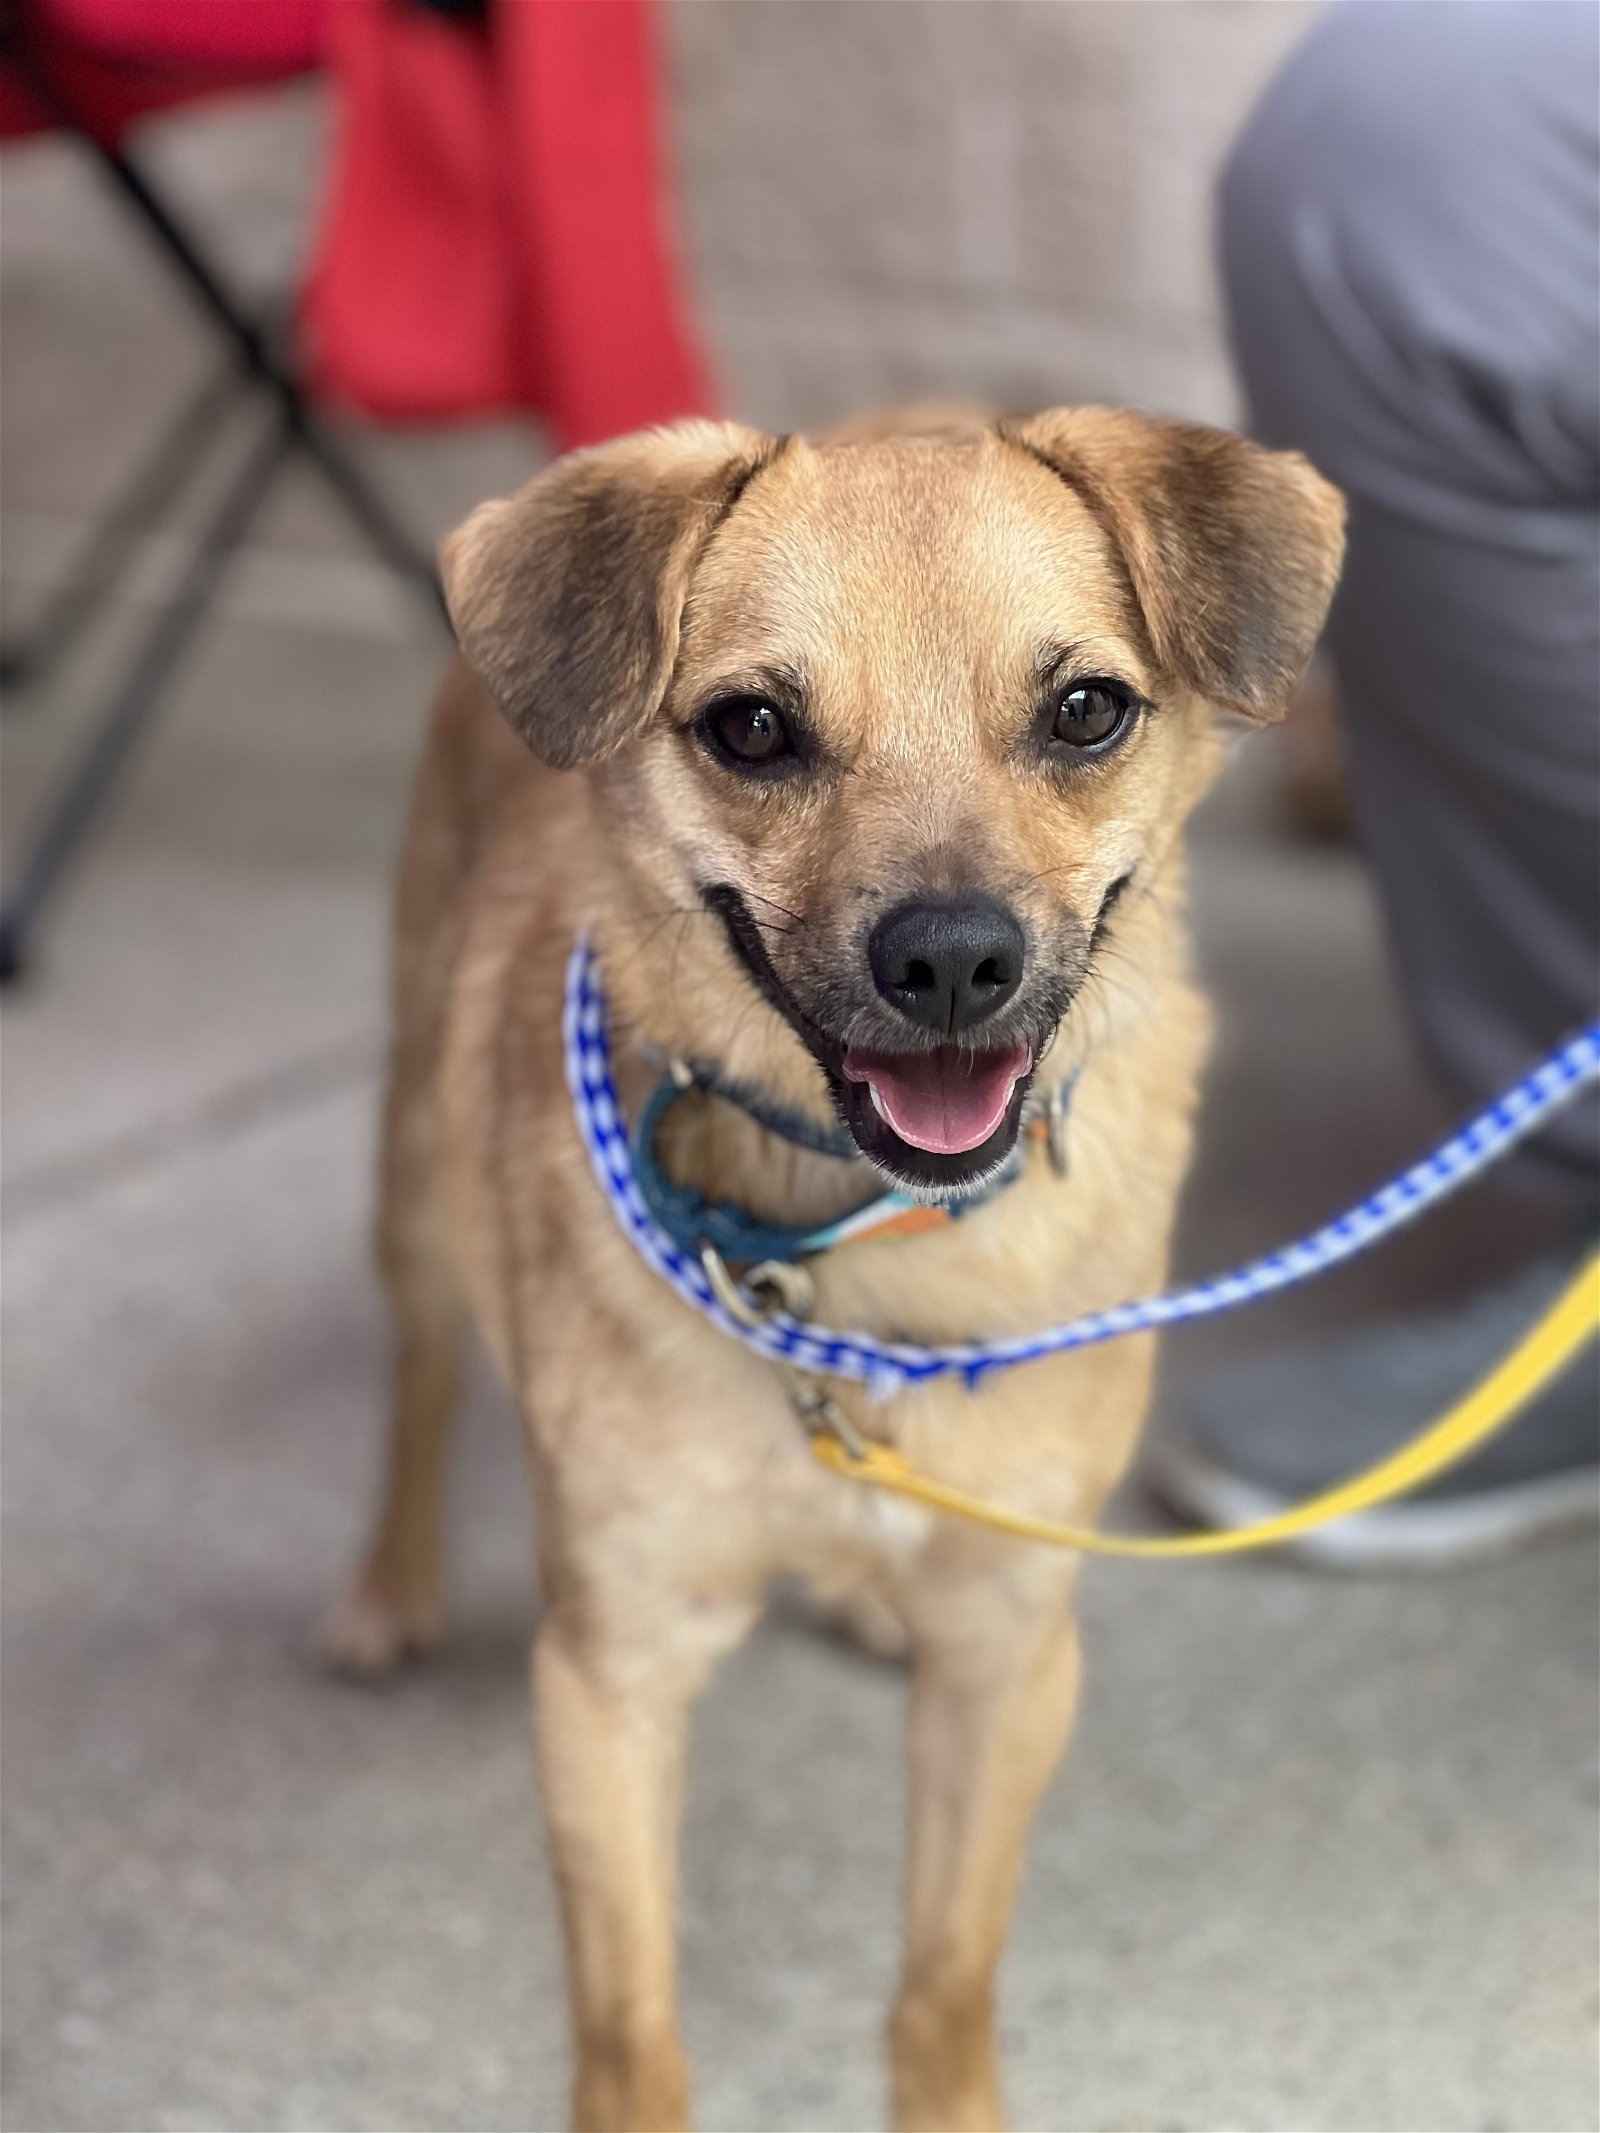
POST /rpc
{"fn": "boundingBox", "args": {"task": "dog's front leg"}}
[891,1584,1082,2133]
[533,1592,746,2133]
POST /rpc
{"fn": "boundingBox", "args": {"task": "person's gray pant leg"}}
[1218,0,1599,1179]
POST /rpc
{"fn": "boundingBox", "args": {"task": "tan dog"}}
[321,408,1343,2133]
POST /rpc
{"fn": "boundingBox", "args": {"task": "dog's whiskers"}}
[739,888,808,932]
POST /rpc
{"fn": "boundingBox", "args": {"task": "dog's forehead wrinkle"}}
[681,438,1138,725]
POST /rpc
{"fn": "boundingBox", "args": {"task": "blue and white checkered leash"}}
[563,939,1600,1404]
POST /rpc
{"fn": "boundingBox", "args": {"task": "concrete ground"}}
[4,89,1597,2133]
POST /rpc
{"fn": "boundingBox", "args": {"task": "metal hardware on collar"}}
[748,1258,817,1321]
[700,1245,767,1327]
[700,1246,816,1328]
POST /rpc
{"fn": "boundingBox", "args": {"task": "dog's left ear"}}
[441,419,780,768]
[1000,407,1345,720]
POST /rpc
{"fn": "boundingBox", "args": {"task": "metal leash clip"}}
[780,1366,869,1463]
[698,1245,864,1460]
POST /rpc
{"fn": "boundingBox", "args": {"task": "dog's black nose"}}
[867,897,1025,1035]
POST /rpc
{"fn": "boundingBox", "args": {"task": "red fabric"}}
[300,0,715,448]
[46,0,323,71]
[0,0,323,143]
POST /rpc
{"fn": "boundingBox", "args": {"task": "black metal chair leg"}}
[5,32,446,619]
[283,410,449,621]
[0,418,291,983]
[81,136,445,616]
[0,356,240,695]
[0,27,452,980]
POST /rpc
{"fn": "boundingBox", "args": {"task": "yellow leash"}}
[809,1251,1600,1558]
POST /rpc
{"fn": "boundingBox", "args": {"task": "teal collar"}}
[628,1059,1074,1269]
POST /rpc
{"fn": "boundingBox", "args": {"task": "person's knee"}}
[1218,3,1600,504]
[1217,9,1370,306]
[1215,6,1441,378]
[1214,14,1373,452]
[1221,3,1528,261]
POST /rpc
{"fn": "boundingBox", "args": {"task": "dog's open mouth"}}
[841,1043,1032,1156]
[831,1041,1036,1191]
[703,882,1045,1193]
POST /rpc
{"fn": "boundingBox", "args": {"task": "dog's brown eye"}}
[708,697,793,766]
[1053,680,1137,751]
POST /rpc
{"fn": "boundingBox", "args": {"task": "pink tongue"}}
[843,1043,1030,1155]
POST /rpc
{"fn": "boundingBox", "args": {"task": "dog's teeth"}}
[869,1084,890,1124]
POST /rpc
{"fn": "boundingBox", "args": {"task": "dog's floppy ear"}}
[1000,407,1344,721]
[440,420,780,768]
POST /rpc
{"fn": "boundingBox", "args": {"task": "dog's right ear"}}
[440,420,780,769]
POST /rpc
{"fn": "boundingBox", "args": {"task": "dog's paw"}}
[315,1577,443,1678]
